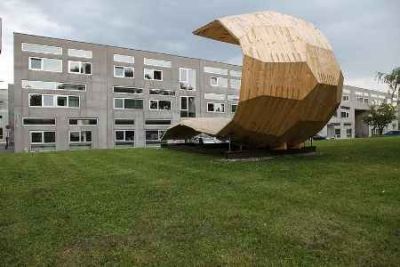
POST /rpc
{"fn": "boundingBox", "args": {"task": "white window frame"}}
[207,102,225,113]
[68,60,92,75]
[149,99,172,111]
[69,130,92,144]
[68,118,98,126]
[114,66,134,79]
[113,86,142,94]
[29,94,80,108]
[179,67,196,91]
[144,68,163,81]
[113,54,135,64]
[149,88,175,96]
[144,58,171,68]
[342,95,349,102]
[30,131,56,144]
[68,49,93,59]
[22,80,87,92]
[114,130,135,143]
[22,43,62,55]
[210,76,228,88]
[29,57,62,73]
[113,98,143,110]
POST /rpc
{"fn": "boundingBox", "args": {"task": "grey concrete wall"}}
[13,33,241,152]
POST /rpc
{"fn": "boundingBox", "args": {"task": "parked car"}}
[191,135,226,144]
[312,134,327,140]
[383,130,400,136]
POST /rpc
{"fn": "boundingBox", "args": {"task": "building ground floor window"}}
[30,131,56,152]
[115,130,135,148]
[145,130,165,147]
[69,130,92,150]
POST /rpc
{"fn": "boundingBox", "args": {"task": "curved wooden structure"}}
[164,11,343,149]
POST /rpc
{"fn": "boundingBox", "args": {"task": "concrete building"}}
[319,85,398,139]
[10,33,398,152]
[12,33,241,152]
[0,82,8,143]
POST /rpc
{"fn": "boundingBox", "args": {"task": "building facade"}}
[11,33,398,152]
[319,85,398,139]
[12,33,241,152]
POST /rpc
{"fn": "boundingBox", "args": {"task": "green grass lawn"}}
[1,138,399,266]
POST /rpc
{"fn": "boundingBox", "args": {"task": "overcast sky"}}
[0,0,399,91]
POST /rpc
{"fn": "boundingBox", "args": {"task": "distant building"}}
[319,85,398,139]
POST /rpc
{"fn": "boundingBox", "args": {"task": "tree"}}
[377,67,400,99]
[363,103,396,136]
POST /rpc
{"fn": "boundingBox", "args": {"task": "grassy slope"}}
[0,138,399,266]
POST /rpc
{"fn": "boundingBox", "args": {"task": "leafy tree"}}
[377,67,400,98]
[363,103,396,136]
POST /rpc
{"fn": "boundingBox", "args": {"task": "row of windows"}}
[28,57,240,89]
[22,42,241,77]
[22,118,171,126]
[29,130,165,148]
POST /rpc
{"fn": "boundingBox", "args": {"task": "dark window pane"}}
[145,120,171,125]
[159,101,171,110]
[68,96,80,107]
[30,95,42,106]
[125,99,143,109]
[44,132,55,143]
[125,68,134,77]
[31,132,42,143]
[114,87,142,94]
[24,118,55,125]
[57,96,67,106]
[154,71,162,80]
[70,132,80,142]
[84,63,91,74]
[126,131,134,141]
[115,119,134,125]
[116,131,124,140]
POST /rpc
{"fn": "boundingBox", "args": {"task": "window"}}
[149,100,171,111]
[68,49,92,59]
[207,102,225,113]
[179,68,196,90]
[22,80,86,91]
[231,103,238,113]
[230,70,242,78]
[145,130,165,146]
[144,58,171,68]
[204,93,225,101]
[30,131,56,144]
[145,120,171,125]
[29,57,62,72]
[115,119,134,125]
[23,118,56,125]
[22,43,62,55]
[144,69,162,80]
[364,98,369,104]
[114,66,134,78]
[115,130,135,146]
[0,128,2,140]
[180,96,195,117]
[113,54,134,64]
[204,66,228,75]
[210,77,228,88]
[346,128,352,138]
[114,98,143,109]
[149,89,175,96]
[341,111,349,118]
[29,94,80,108]
[230,79,241,89]
[113,86,142,94]
[334,129,341,138]
[342,95,349,101]
[69,61,92,74]
[30,94,42,106]
[69,131,92,143]
[69,118,97,125]
[227,95,239,101]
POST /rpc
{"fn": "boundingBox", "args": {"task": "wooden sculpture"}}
[164,11,343,149]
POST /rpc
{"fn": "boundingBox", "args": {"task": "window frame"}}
[149,99,172,111]
[113,65,135,79]
[144,68,163,81]
[207,102,226,113]
[28,93,80,109]
[30,131,56,144]
[29,57,63,73]
[22,117,56,126]
[68,60,92,75]
[113,98,143,110]
[69,130,93,144]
